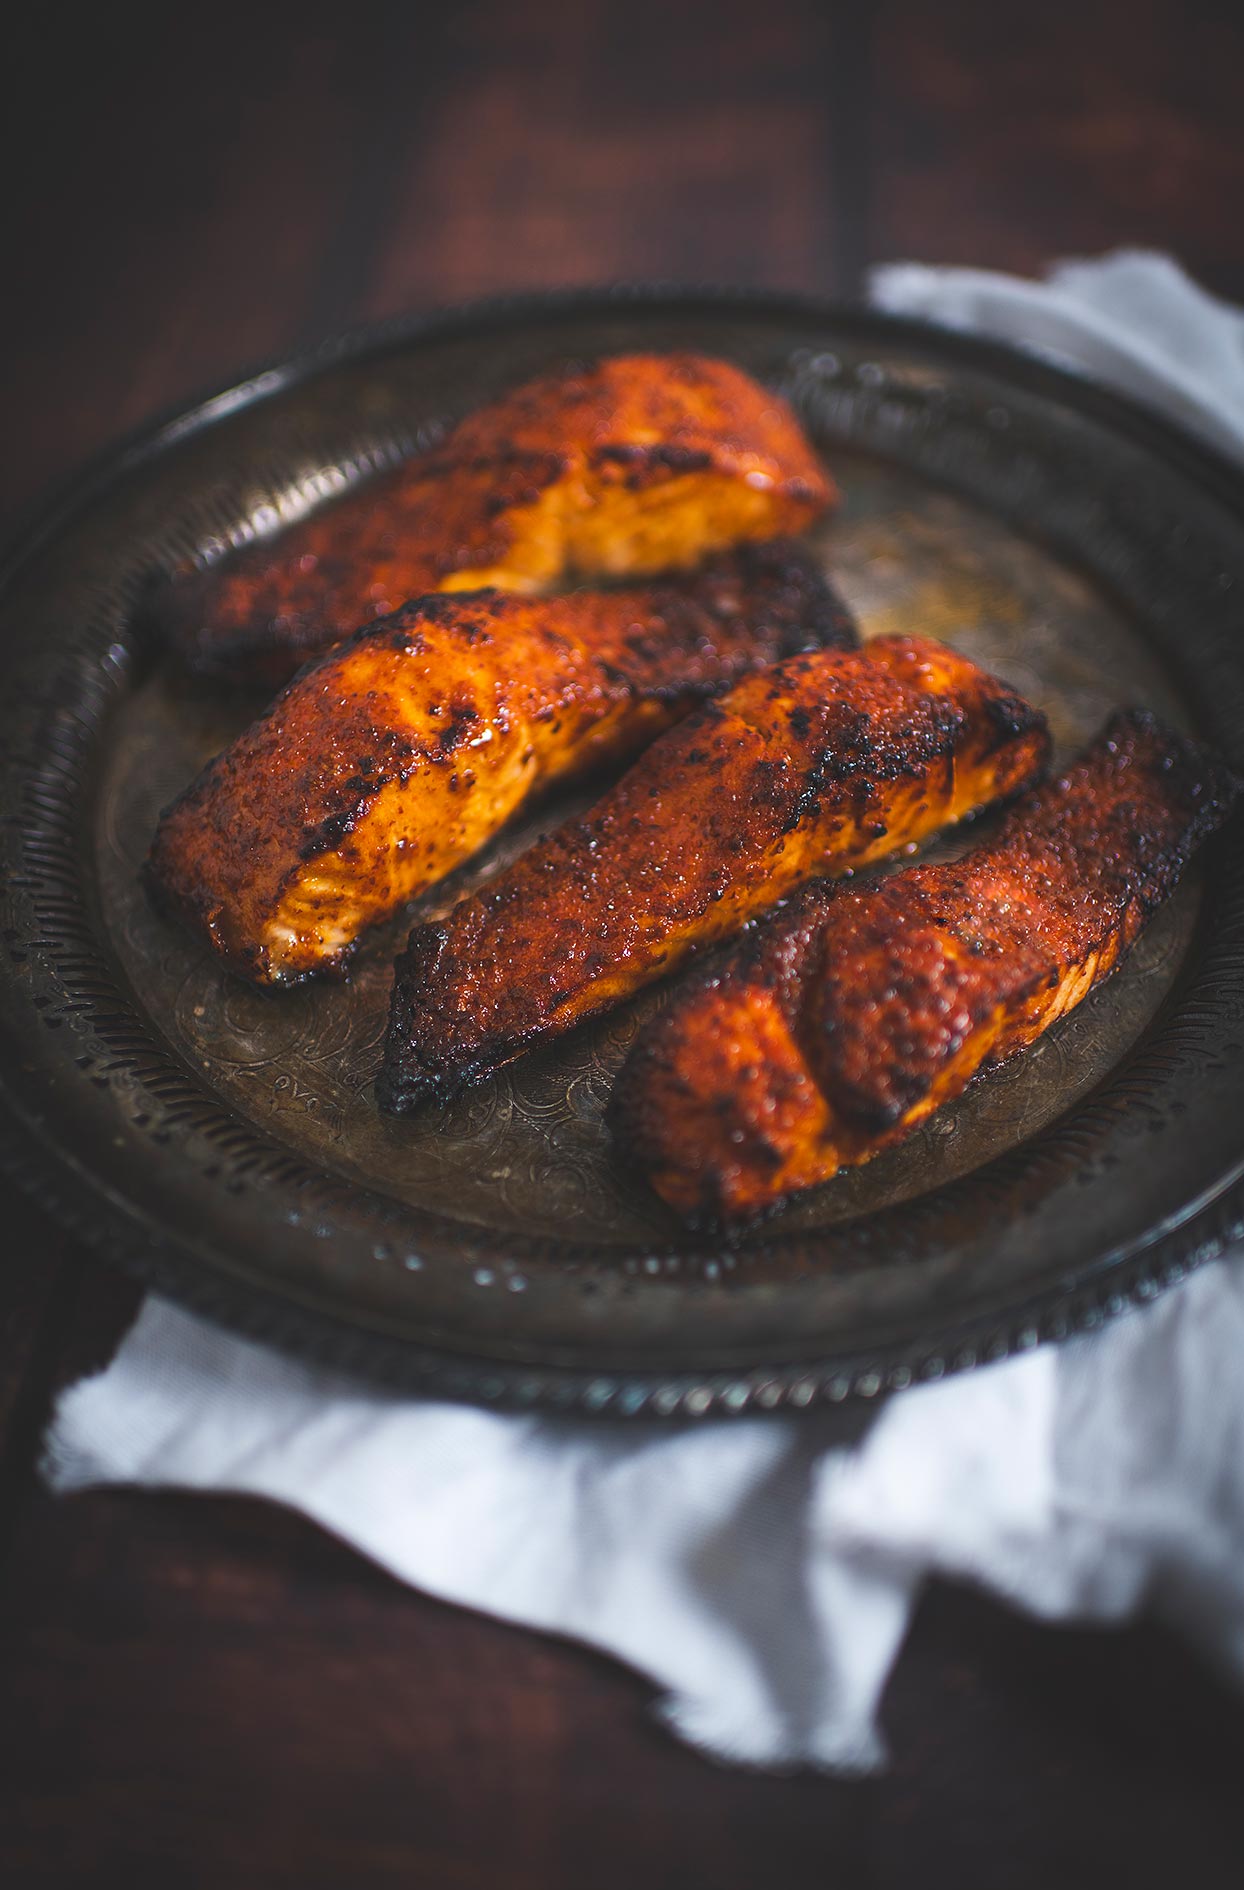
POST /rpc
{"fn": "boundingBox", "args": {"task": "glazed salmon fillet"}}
[378,636,1049,1112]
[609,710,1241,1229]
[160,353,836,686]
[146,542,855,985]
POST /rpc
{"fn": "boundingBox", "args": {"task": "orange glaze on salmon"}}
[159,354,836,686]
[609,710,1241,1229]
[146,542,855,985]
[378,636,1050,1112]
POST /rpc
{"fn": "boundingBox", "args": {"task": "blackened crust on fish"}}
[376,924,457,1112]
[377,635,1050,1113]
[154,353,837,687]
[146,543,851,986]
[609,708,1243,1231]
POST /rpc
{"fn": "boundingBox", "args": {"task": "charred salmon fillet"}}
[160,353,836,686]
[146,541,855,986]
[610,710,1241,1229]
[378,636,1049,1113]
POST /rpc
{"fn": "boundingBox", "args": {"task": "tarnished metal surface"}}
[3,291,1243,1410]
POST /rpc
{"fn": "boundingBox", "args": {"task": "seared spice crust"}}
[610,711,1242,1229]
[146,541,855,985]
[160,353,836,686]
[378,636,1050,1113]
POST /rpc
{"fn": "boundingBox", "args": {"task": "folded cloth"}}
[44,253,1244,1771]
[871,250,1244,462]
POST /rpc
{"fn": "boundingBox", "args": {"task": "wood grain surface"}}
[3,2,1244,1883]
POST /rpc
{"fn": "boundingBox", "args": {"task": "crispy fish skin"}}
[146,542,855,986]
[610,710,1242,1229]
[378,635,1050,1113]
[161,353,836,686]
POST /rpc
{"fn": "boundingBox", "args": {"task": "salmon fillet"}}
[146,541,855,985]
[159,353,836,686]
[378,635,1049,1112]
[610,710,1241,1228]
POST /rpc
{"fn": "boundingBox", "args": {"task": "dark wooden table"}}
[4,4,1244,1883]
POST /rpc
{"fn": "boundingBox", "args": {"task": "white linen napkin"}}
[44,253,1244,1772]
